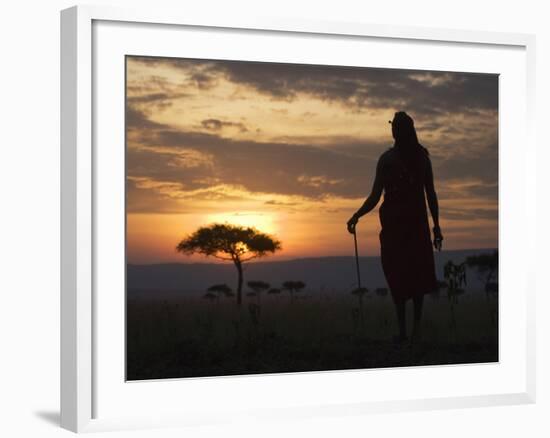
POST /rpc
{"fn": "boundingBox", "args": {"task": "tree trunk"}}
[235,259,243,306]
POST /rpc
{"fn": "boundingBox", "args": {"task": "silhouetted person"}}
[347,112,443,343]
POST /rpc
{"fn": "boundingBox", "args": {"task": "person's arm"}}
[347,157,384,233]
[425,156,443,250]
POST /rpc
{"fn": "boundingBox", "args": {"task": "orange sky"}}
[126,56,498,264]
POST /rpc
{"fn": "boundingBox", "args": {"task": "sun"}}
[205,211,277,235]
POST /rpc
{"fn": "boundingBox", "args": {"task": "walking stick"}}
[351,227,365,329]
[352,228,362,289]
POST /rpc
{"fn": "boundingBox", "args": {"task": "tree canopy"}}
[207,283,234,297]
[282,281,306,293]
[176,223,282,305]
[176,223,281,262]
[247,281,270,293]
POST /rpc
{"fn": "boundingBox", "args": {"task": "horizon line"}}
[128,247,497,266]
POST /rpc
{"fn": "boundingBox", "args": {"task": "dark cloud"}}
[126,113,381,201]
[465,183,498,200]
[218,64,497,116]
[127,92,189,112]
[434,145,498,186]
[129,56,220,90]
[126,107,166,130]
[126,109,497,207]
[201,118,248,133]
[126,57,498,221]
[128,56,498,117]
[129,135,376,200]
[442,207,498,221]
[189,71,218,90]
[264,200,299,206]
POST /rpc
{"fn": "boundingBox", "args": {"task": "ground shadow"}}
[34,410,60,427]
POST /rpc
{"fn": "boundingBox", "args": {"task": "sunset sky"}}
[126,56,498,264]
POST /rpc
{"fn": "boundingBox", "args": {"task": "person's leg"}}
[393,298,407,342]
[413,294,424,322]
[412,294,424,340]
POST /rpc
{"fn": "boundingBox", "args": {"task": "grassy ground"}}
[126,289,498,380]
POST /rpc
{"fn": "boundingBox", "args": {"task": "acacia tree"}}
[443,260,467,336]
[465,250,498,294]
[282,281,306,303]
[444,260,467,304]
[247,281,270,305]
[207,284,234,303]
[176,223,281,305]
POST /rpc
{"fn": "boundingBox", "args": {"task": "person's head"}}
[390,111,419,146]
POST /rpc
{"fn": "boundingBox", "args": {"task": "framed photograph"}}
[61,5,536,433]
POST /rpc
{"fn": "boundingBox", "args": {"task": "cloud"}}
[297,175,344,189]
[264,199,299,206]
[435,150,498,186]
[126,107,166,130]
[126,115,385,201]
[126,108,497,215]
[127,92,189,112]
[126,177,186,214]
[125,57,498,222]
[201,118,248,133]
[441,207,498,221]
[188,71,219,90]
[217,62,497,116]
[128,56,498,118]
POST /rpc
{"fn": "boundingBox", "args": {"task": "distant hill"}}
[128,249,496,296]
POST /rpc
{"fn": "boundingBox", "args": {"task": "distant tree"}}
[207,284,234,303]
[444,260,467,304]
[465,250,498,295]
[375,287,388,297]
[247,281,270,304]
[267,288,281,295]
[282,281,306,303]
[176,223,281,305]
[444,260,467,335]
[351,287,369,298]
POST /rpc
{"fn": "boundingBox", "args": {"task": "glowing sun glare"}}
[205,212,277,234]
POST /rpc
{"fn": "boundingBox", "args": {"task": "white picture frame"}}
[60,4,537,433]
